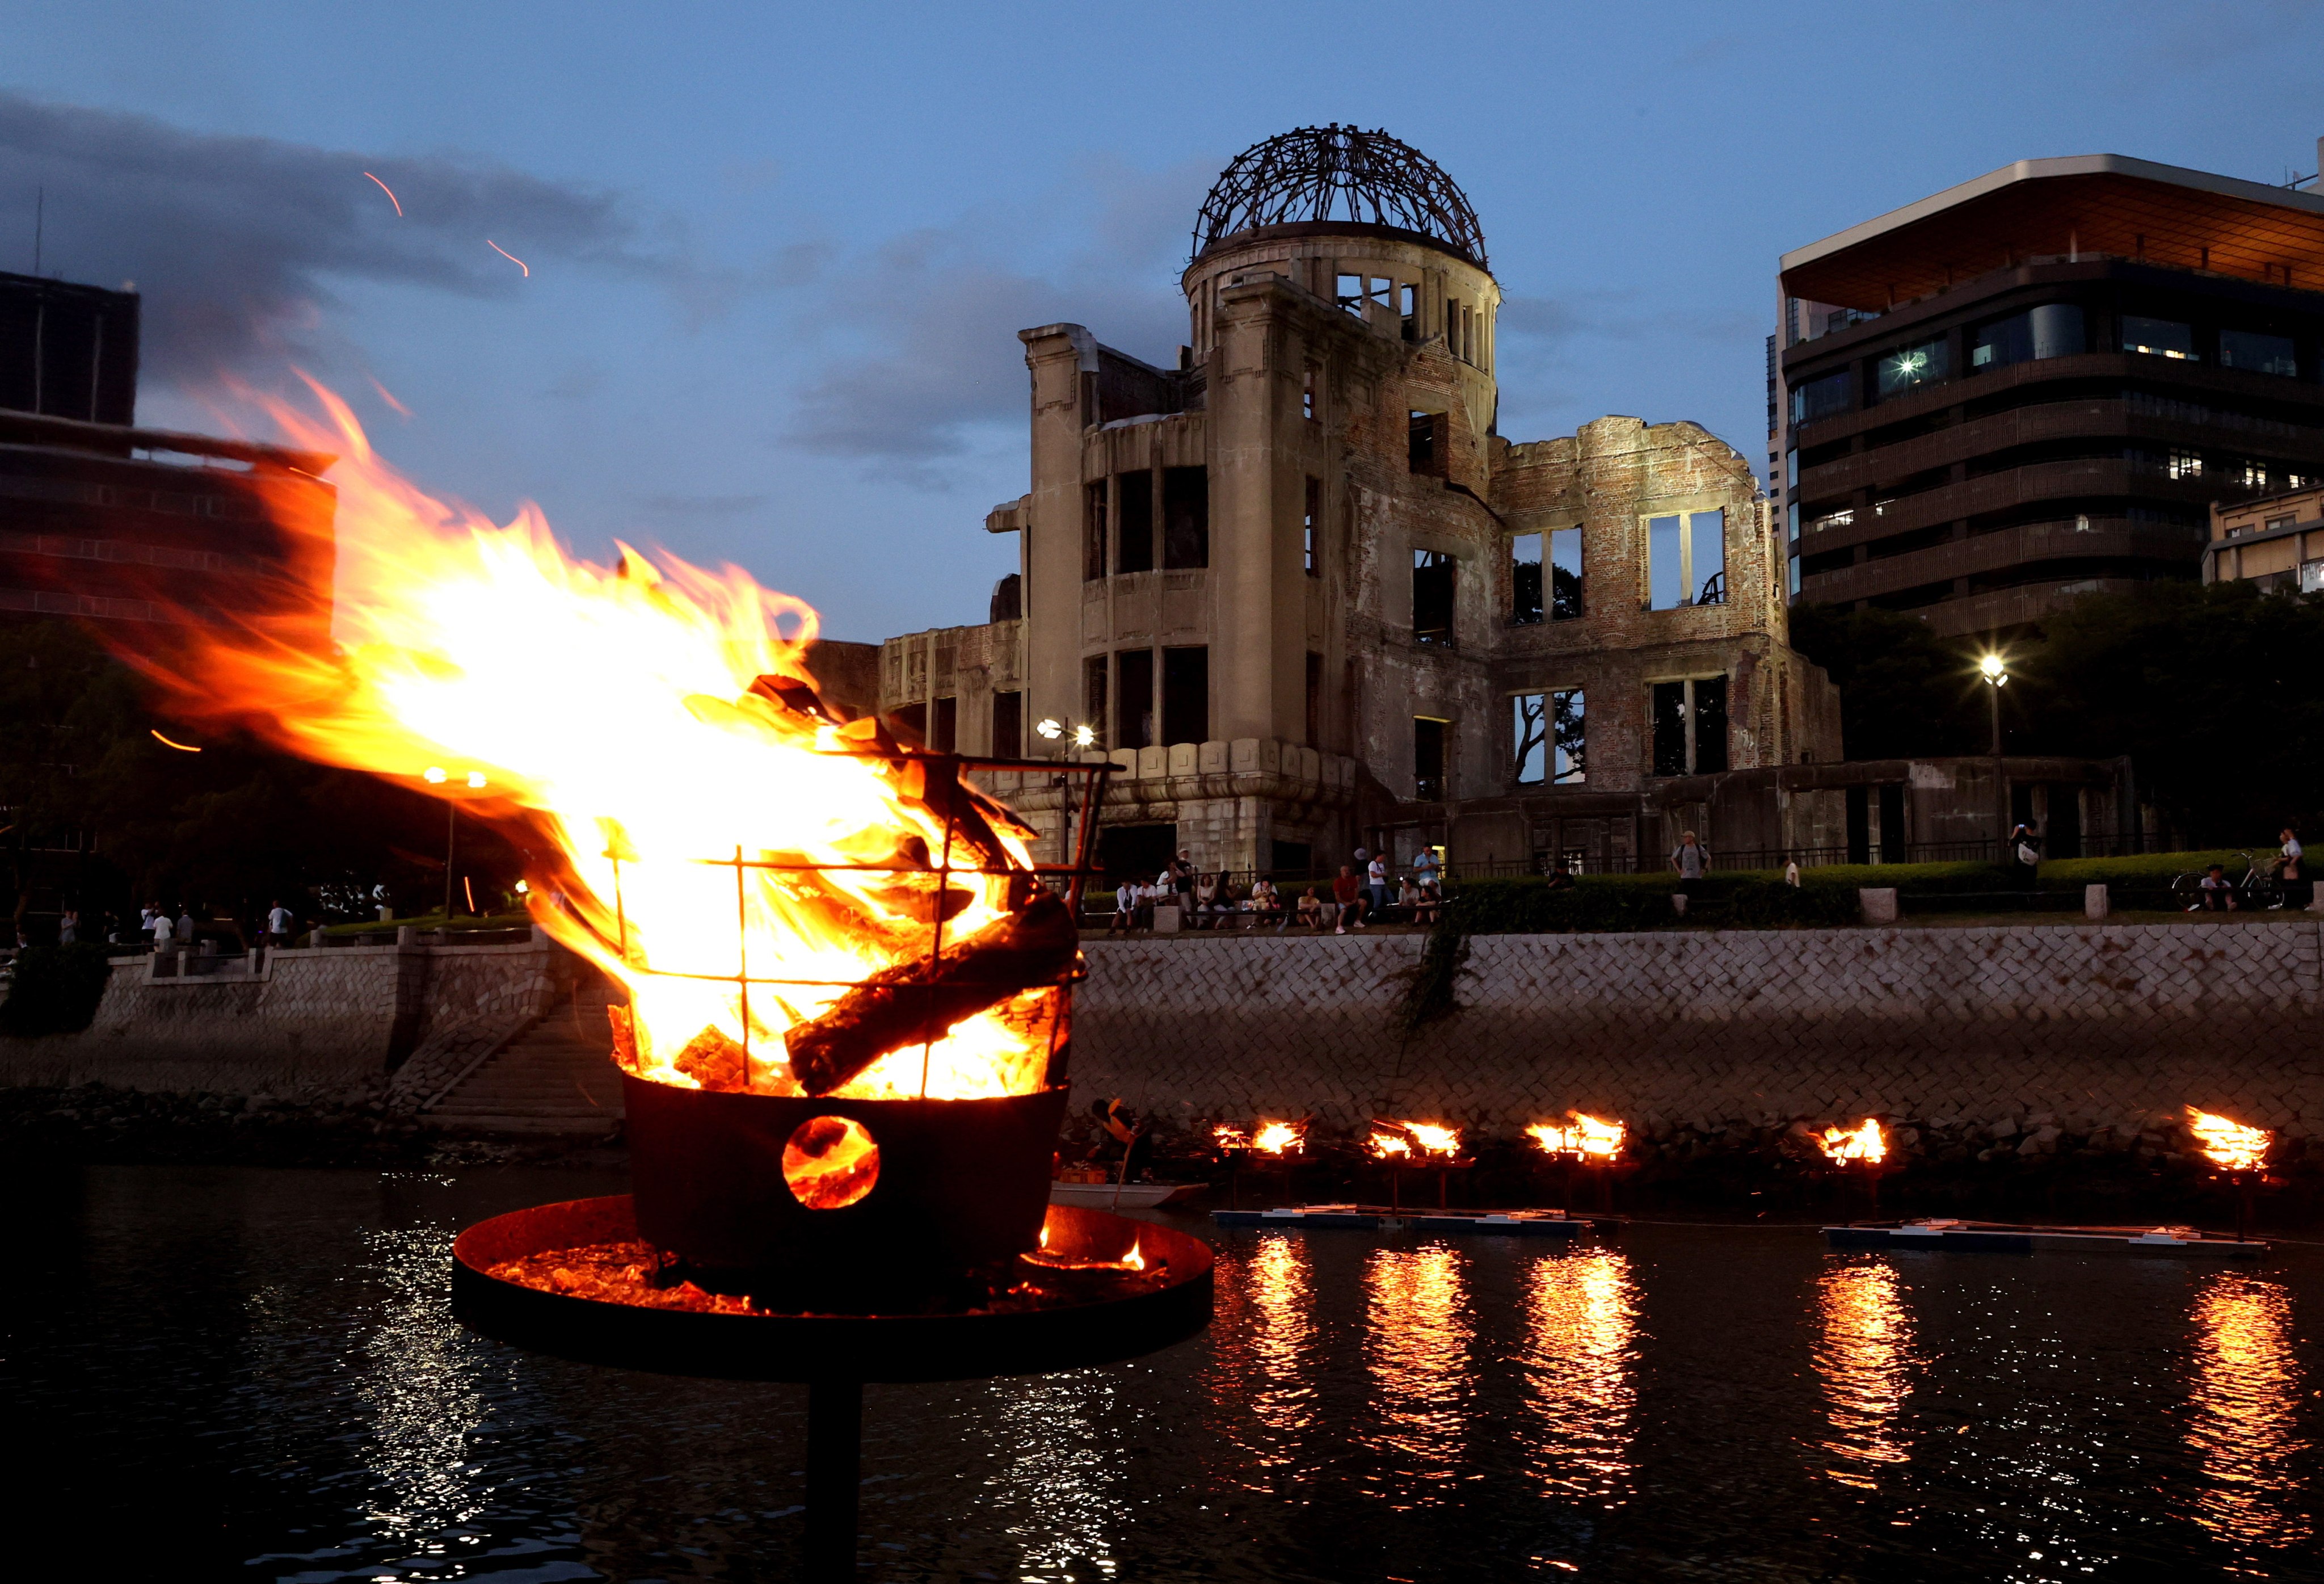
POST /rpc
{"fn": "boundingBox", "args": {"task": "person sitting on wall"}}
[1411,876,1443,927]
[1108,877,1138,935]
[1249,876,1283,930]
[1192,871,1222,929]
[1085,1097,1153,1182]
[1295,885,1327,931]
[2197,863,2239,911]
[1332,864,1366,934]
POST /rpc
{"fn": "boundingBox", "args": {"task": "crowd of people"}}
[1103,845,1445,935]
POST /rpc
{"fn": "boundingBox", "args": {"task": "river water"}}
[10,1164,2321,1581]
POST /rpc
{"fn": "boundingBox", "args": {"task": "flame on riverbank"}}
[1816,1119,1887,1165]
[1528,1114,1626,1162]
[2187,1109,2270,1173]
[1369,1120,1461,1160]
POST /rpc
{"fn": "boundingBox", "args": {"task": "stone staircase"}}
[425,979,627,1137]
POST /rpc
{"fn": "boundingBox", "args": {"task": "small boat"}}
[1826,1217,2265,1258]
[1048,1179,1205,1209]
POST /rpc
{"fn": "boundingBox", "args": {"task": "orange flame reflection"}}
[1206,1234,1317,1481]
[1369,1119,1460,1160]
[2186,1271,2310,1548]
[1812,1260,1919,1489]
[1359,1245,1472,1505]
[129,386,1054,1103]
[1528,1114,1626,1161]
[1519,1249,1639,1506]
[2187,1108,2270,1173]
[1816,1119,1887,1165]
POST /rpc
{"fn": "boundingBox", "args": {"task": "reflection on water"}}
[356,1225,492,1552]
[1812,1259,1919,1489]
[989,1372,1125,1582]
[1207,1233,1318,1488]
[2186,1270,2310,1549]
[1361,1243,1473,1506]
[1517,1249,1639,1506]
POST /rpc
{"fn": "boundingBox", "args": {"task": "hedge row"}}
[1446,875,1861,934]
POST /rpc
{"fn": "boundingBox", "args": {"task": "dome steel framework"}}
[1192,125,1487,270]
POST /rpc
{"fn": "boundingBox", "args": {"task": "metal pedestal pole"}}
[806,1379,863,1581]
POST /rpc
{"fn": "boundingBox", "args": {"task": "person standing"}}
[267,900,294,945]
[2277,827,2308,910]
[1366,852,1390,919]
[1783,856,1801,888]
[151,909,175,955]
[2007,822,2041,889]
[176,905,198,952]
[1412,846,1441,889]
[58,909,78,944]
[1669,831,1710,897]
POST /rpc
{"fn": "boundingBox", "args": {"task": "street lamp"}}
[427,765,488,923]
[1977,653,2008,755]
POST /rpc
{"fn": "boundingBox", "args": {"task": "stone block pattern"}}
[1070,923,2324,1136]
[0,940,570,1104]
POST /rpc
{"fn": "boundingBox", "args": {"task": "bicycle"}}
[2170,852,2284,912]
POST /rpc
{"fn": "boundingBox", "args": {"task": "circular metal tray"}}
[451,1195,1213,1383]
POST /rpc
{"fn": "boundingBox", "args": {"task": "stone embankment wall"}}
[0,935,572,1103]
[1069,922,2324,1137]
[9,921,2321,1138]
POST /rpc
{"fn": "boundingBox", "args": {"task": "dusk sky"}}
[6,1,2321,642]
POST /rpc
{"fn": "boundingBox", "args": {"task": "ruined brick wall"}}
[1069,923,2324,1138]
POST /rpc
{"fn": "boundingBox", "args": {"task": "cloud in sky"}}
[0,91,659,385]
[780,152,1221,480]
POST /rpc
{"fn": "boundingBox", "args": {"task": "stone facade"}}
[872,128,1846,880]
[1067,923,2324,1137]
[0,934,572,1103]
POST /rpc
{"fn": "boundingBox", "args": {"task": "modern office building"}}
[1776,152,2324,636]
[877,125,1845,878]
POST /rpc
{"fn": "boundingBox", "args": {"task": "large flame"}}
[2187,1108,2270,1173]
[1816,1119,1887,1165]
[1528,1114,1626,1162]
[129,383,1055,1101]
[1370,1119,1460,1161]
[1217,1120,1305,1156]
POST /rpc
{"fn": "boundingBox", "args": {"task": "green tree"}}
[1786,604,1990,760]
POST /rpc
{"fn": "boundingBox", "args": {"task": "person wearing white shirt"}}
[151,911,174,954]
[267,901,294,941]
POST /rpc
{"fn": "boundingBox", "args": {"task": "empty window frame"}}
[1161,646,1209,745]
[1084,656,1108,742]
[1413,716,1447,801]
[1115,648,1155,750]
[1510,532,1543,624]
[2220,329,2298,377]
[2123,316,2196,361]
[1084,480,1108,581]
[1412,550,1456,647]
[1512,689,1584,786]
[1400,283,1418,342]
[932,696,958,753]
[1550,526,1583,619]
[1408,411,1442,475]
[991,690,1022,758]
[1115,469,1155,573]
[1303,477,1321,576]
[1650,676,1729,776]
[1302,369,1317,421]
[1162,466,1209,569]
[1646,509,1726,610]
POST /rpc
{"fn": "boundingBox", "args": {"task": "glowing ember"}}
[124,384,1062,1104]
[1816,1119,1887,1165]
[1528,1114,1626,1161]
[1252,1120,1304,1156]
[1020,1237,1149,1274]
[2188,1108,2270,1173]
[1216,1120,1304,1155]
[1370,1119,1460,1160]
[780,1115,881,1209]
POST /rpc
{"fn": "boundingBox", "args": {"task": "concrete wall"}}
[1068,922,2324,1136]
[0,935,571,1103]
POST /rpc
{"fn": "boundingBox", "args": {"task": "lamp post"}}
[425,766,489,922]
[1034,719,1099,867]
[1979,654,2008,862]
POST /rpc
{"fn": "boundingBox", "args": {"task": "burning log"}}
[785,890,1079,1095]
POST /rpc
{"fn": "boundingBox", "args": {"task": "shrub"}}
[0,942,119,1036]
